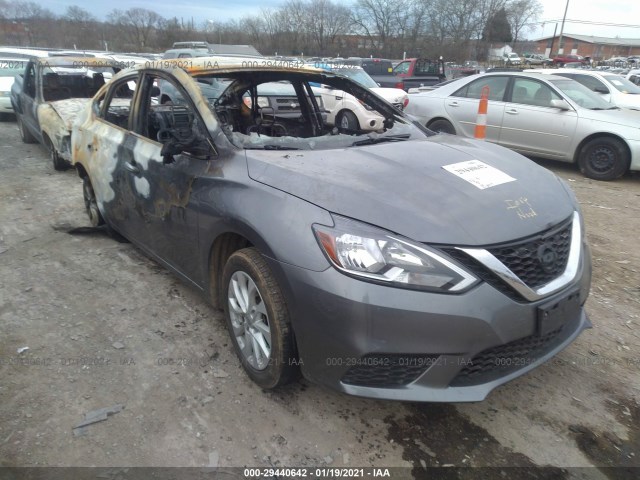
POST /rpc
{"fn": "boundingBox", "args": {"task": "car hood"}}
[579,106,640,130]
[246,135,575,246]
[371,87,407,104]
[612,93,640,110]
[49,98,91,130]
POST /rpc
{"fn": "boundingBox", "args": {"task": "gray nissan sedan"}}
[72,58,592,402]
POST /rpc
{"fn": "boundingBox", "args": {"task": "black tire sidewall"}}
[83,176,104,227]
[17,115,35,143]
[579,138,629,181]
[338,110,358,130]
[429,119,455,135]
[47,137,67,171]
[221,248,295,389]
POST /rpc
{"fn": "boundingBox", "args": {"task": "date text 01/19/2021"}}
[243,468,391,477]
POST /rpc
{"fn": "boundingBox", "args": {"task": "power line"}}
[529,18,640,29]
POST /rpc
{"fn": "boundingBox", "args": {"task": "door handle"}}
[124,161,140,174]
[335,96,343,100]
[448,101,459,107]
[506,109,519,115]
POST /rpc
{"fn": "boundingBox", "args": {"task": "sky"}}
[40,0,640,40]
[534,0,640,40]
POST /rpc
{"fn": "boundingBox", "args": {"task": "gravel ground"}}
[0,115,639,478]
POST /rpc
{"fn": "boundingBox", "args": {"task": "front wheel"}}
[45,136,69,171]
[578,137,629,181]
[222,248,298,389]
[428,119,456,135]
[337,110,360,131]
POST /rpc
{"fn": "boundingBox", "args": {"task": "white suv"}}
[532,69,640,110]
[313,66,408,131]
[503,52,522,66]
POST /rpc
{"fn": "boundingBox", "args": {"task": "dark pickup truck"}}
[10,56,137,170]
[392,58,446,91]
[340,58,405,89]
[339,57,446,91]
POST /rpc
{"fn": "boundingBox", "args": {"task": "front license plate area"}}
[537,290,581,336]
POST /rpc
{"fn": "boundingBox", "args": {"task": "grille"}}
[274,97,300,112]
[488,220,572,289]
[444,248,524,302]
[442,217,573,301]
[341,354,439,388]
[450,327,564,386]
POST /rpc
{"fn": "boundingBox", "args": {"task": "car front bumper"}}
[627,138,640,171]
[0,95,13,113]
[268,241,592,402]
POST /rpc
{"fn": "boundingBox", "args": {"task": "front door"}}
[498,78,578,159]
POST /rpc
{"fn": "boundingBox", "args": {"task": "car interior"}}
[214,78,327,139]
[42,71,108,101]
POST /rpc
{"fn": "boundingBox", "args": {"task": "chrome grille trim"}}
[457,211,582,301]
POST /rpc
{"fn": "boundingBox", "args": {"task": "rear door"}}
[82,74,144,242]
[20,62,39,138]
[445,75,508,141]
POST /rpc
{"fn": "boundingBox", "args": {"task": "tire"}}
[222,247,298,389]
[45,135,69,171]
[337,110,359,131]
[578,137,629,181]
[82,176,105,227]
[17,115,36,144]
[428,119,456,135]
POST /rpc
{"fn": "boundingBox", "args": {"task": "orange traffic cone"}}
[474,85,490,140]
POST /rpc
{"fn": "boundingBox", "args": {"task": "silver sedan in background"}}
[406,72,640,180]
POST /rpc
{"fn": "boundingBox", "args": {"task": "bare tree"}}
[66,6,95,24]
[506,0,542,46]
[351,0,409,56]
[108,8,165,51]
[306,0,351,54]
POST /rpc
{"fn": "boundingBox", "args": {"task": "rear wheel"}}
[578,137,629,181]
[222,247,298,389]
[428,119,456,135]
[82,176,104,227]
[17,115,36,144]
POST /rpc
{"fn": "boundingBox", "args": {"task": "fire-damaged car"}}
[72,59,592,402]
[10,56,141,170]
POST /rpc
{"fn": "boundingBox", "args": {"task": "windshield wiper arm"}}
[245,145,300,150]
[351,134,411,146]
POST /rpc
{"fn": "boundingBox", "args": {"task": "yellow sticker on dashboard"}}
[388,67,392,72]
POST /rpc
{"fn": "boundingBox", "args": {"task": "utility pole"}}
[548,23,558,58]
[557,0,570,55]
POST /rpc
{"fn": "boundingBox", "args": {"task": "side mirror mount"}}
[550,99,571,110]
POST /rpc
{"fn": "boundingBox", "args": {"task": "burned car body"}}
[10,56,140,170]
[72,59,592,402]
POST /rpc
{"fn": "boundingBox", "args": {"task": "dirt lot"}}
[0,115,639,477]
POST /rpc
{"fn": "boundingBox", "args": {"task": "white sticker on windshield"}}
[442,160,516,190]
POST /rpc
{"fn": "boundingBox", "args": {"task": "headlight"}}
[242,96,270,108]
[313,216,478,293]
